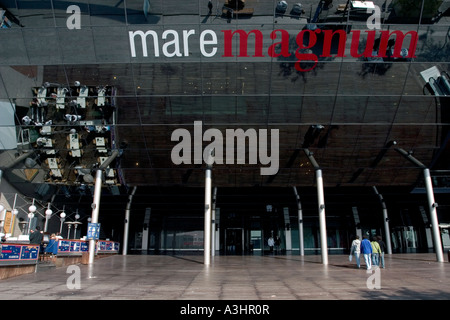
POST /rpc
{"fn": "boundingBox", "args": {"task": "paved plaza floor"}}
[1,253,449,302]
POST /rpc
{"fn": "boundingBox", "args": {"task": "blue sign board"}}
[20,246,39,260]
[0,245,21,260]
[0,244,40,265]
[87,223,100,240]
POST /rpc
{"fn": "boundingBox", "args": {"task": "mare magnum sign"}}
[129,27,419,72]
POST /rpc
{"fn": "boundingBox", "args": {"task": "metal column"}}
[88,150,119,264]
[293,186,304,256]
[304,149,328,265]
[88,169,103,264]
[395,148,444,262]
[211,187,217,257]
[424,168,444,262]
[204,167,212,265]
[123,186,137,256]
[372,186,392,254]
[316,169,328,265]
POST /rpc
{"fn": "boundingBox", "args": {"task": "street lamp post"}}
[44,204,53,232]
[59,211,66,234]
[28,200,37,234]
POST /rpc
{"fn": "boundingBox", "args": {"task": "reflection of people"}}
[268,236,274,253]
[350,235,361,268]
[208,0,213,13]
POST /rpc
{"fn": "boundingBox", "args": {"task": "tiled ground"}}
[0,253,449,301]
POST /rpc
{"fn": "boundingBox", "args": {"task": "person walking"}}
[360,235,372,270]
[268,236,274,254]
[274,235,281,254]
[208,0,213,14]
[350,235,361,268]
[371,236,381,267]
[377,235,387,268]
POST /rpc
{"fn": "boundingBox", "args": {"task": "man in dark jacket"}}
[377,235,387,268]
[29,226,43,245]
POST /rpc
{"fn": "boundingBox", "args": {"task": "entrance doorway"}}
[225,228,243,255]
[391,226,418,253]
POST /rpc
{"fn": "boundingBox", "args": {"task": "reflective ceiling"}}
[0,0,449,193]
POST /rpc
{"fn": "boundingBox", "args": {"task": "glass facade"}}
[0,0,449,254]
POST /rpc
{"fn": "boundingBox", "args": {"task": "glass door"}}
[225,228,243,255]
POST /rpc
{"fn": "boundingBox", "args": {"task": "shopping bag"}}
[348,255,352,262]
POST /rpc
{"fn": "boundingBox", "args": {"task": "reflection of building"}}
[0,0,449,257]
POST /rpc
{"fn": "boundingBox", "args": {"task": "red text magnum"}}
[129,28,418,72]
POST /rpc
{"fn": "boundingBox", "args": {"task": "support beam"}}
[88,169,103,265]
[293,186,304,256]
[395,148,444,262]
[423,168,444,262]
[204,148,214,265]
[211,187,217,257]
[304,149,328,265]
[88,150,120,264]
[123,186,137,256]
[204,167,212,265]
[372,186,392,254]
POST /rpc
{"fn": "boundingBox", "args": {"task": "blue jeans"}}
[354,252,361,268]
[379,252,385,268]
[372,253,379,267]
[363,253,372,270]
